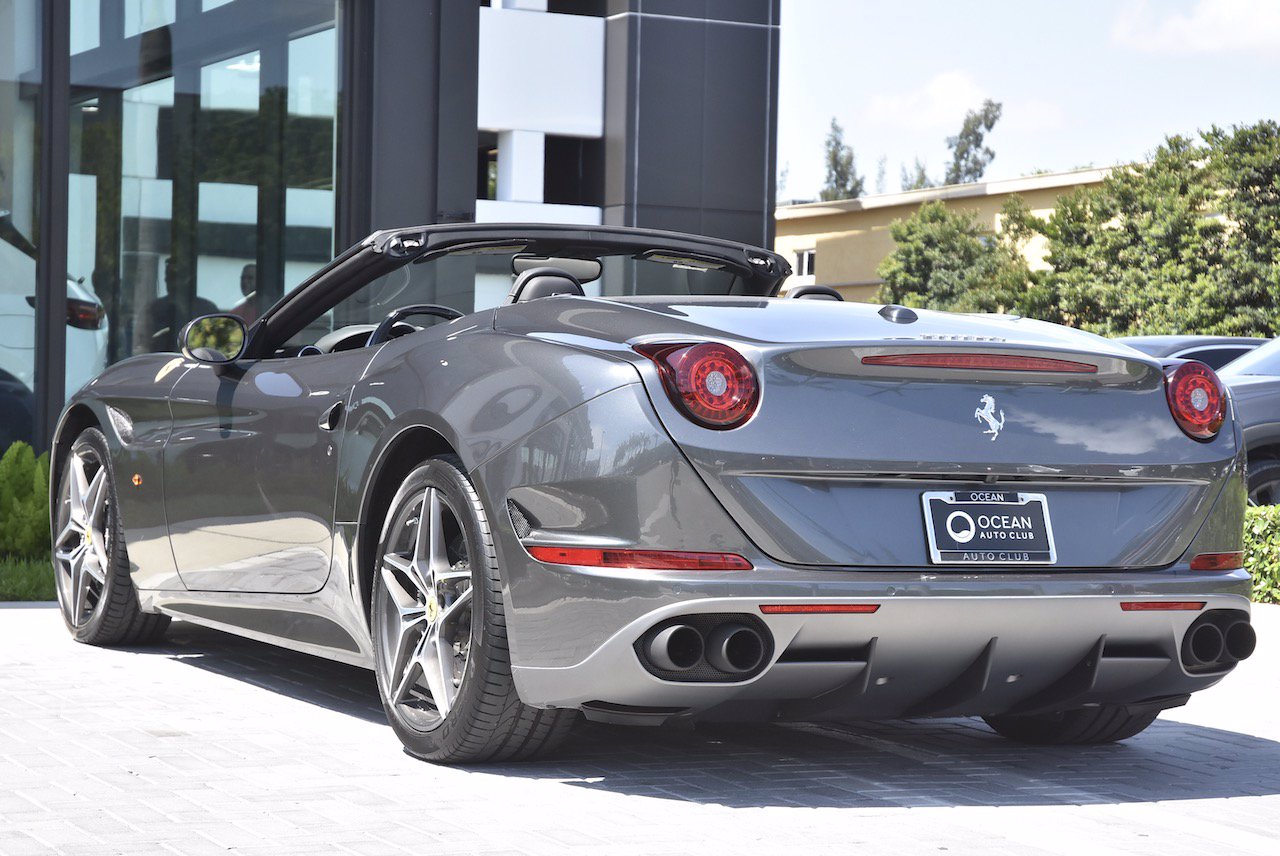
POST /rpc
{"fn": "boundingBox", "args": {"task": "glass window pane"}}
[70,0,100,54]
[0,0,40,447]
[124,0,176,38]
[66,1,338,375]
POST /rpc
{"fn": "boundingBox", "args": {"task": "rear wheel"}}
[1247,458,1280,506]
[983,706,1158,745]
[370,455,575,763]
[53,428,170,645]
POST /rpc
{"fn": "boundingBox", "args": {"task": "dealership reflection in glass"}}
[64,0,338,396]
[0,0,40,448]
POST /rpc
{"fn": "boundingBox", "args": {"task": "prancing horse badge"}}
[975,394,1005,441]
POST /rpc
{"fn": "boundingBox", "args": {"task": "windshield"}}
[288,245,755,349]
[1220,338,1280,378]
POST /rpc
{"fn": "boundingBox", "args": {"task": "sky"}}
[777,0,1280,201]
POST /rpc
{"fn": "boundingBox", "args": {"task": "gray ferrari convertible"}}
[51,223,1255,762]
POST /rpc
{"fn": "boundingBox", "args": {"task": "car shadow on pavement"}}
[156,619,1280,809]
[148,620,386,724]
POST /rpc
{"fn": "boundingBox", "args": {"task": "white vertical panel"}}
[478,7,604,138]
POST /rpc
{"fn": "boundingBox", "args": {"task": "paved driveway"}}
[1,602,1277,856]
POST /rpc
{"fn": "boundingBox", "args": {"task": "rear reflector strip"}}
[861,352,1098,373]
[526,546,752,571]
[759,604,881,615]
[1120,601,1206,612]
[1189,551,1244,571]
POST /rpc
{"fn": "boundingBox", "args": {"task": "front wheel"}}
[53,428,170,645]
[370,455,575,763]
[983,705,1159,745]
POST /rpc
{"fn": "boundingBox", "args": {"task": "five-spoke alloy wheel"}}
[53,428,169,645]
[371,455,575,762]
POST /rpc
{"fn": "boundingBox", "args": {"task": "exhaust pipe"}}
[705,623,766,674]
[646,625,704,672]
[1182,621,1226,668]
[1224,620,1257,662]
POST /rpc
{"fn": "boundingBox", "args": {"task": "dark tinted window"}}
[1177,346,1251,370]
[1221,339,1280,378]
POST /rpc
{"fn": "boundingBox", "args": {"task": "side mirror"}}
[181,314,247,364]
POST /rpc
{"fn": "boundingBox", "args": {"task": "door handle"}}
[319,400,344,431]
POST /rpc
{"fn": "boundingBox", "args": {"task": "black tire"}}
[1247,458,1280,506]
[53,428,170,646]
[983,706,1159,745]
[370,454,576,763]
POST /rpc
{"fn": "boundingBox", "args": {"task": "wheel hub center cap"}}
[425,597,439,623]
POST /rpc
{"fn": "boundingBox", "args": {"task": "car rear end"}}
[481,298,1253,726]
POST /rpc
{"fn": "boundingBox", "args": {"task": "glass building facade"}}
[1,0,780,450]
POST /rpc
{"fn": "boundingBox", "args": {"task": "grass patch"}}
[0,556,56,602]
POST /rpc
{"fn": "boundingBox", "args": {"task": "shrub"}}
[1245,505,1280,604]
[0,442,51,558]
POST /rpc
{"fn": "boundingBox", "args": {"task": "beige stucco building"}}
[774,167,1109,302]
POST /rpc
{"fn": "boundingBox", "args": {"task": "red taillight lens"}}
[1164,361,1226,440]
[1189,551,1244,572]
[634,342,759,429]
[67,298,105,330]
[861,352,1097,373]
[526,545,752,570]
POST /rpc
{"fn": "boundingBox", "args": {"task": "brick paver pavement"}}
[1,602,1277,856]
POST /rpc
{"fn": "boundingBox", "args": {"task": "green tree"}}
[1006,124,1278,337]
[875,200,1031,314]
[900,157,934,191]
[944,99,1003,186]
[819,118,864,201]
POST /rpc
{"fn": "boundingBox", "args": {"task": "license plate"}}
[921,490,1057,565]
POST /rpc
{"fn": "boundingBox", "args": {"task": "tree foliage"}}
[945,99,1003,186]
[1007,122,1280,336]
[0,442,51,558]
[900,158,935,191]
[876,121,1280,338]
[819,118,864,201]
[875,200,1031,313]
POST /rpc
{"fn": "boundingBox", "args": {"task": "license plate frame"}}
[921,490,1057,565]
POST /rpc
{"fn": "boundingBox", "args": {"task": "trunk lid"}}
[496,297,1239,569]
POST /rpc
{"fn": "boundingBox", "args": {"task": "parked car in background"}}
[0,226,109,446]
[49,223,1255,764]
[1219,338,1280,505]
[1117,335,1269,371]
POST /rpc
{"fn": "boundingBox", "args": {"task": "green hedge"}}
[0,556,55,601]
[0,442,51,558]
[1246,505,1280,604]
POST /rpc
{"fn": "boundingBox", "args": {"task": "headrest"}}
[507,267,585,304]
[787,284,844,301]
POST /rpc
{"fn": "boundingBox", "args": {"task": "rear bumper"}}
[508,564,1252,722]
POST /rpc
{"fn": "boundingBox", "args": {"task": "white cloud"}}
[1112,0,1280,54]
[865,71,986,131]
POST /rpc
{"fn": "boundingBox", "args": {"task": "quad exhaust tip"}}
[640,617,771,680]
[1180,611,1254,671]
[705,623,766,674]
[646,625,704,672]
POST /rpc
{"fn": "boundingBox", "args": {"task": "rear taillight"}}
[1189,551,1244,571]
[861,352,1098,373]
[634,342,759,429]
[67,298,105,330]
[1164,361,1226,441]
[526,546,752,570]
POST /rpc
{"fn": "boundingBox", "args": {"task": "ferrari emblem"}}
[426,598,439,623]
[974,394,1006,441]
